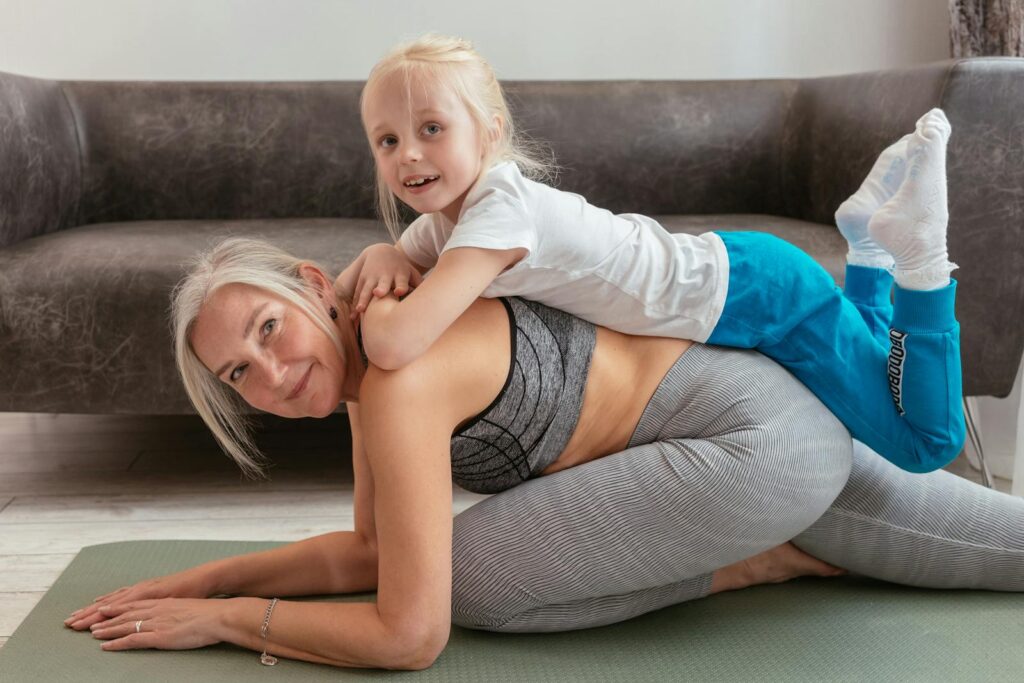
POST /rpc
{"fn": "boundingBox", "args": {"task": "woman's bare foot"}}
[709,542,846,594]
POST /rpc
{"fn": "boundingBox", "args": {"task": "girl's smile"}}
[402,173,441,194]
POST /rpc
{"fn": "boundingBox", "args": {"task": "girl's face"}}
[362,73,493,223]
[190,281,355,418]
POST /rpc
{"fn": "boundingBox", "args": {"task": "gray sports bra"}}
[450,297,596,494]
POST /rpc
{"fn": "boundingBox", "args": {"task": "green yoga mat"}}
[2,540,1023,682]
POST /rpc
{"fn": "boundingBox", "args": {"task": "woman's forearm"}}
[204,531,378,598]
[220,597,439,670]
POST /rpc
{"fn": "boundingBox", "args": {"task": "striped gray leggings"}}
[450,344,1024,632]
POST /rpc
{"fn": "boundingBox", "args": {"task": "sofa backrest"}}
[62,80,377,225]
[0,72,80,246]
[1,61,1022,398]
[52,78,797,227]
[505,80,795,216]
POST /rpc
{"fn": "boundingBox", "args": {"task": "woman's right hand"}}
[64,567,214,631]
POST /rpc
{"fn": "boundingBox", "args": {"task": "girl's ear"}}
[482,114,504,160]
[491,114,504,144]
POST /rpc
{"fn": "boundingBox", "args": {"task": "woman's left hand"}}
[88,598,225,651]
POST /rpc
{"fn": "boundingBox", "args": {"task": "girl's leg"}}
[707,113,964,473]
[836,111,955,346]
[833,128,902,346]
[451,345,853,632]
[793,440,1024,591]
[843,264,894,349]
[708,231,962,473]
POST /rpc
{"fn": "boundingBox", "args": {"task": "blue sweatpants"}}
[706,231,966,473]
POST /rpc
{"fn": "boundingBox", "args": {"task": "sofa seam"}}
[56,80,85,230]
[936,58,972,113]
[777,80,797,220]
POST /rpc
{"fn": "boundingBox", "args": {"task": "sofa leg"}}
[963,397,994,488]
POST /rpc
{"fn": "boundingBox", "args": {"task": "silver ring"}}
[135,620,143,633]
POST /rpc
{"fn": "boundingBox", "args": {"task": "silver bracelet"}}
[259,598,279,666]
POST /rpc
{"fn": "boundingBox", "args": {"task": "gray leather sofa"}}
[1,58,1022,414]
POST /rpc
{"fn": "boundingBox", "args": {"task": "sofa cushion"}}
[658,214,848,284]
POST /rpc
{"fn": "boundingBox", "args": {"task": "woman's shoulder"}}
[359,298,512,426]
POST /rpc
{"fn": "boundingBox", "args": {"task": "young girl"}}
[336,34,965,474]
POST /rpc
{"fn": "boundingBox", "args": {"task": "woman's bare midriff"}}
[541,328,692,475]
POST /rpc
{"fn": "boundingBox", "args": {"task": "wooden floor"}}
[0,412,1010,650]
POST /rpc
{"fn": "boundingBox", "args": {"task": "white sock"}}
[834,134,911,268]
[868,108,957,290]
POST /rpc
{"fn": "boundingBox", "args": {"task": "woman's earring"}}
[329,306,338,320]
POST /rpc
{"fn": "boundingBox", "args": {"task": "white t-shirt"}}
[398,161,729,343]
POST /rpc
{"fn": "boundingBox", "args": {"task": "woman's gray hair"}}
[170,237,343,478]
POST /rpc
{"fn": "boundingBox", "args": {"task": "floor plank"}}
[0,468,352,498]
[0,491,356,523]
[0,554,75,592]
[0,593,45,637]
[0,490,487,524]
[0,412,344,437]
[0,517,356,555]
[129,447,346,472]
[0,497,487,556]
[0,449,140,474]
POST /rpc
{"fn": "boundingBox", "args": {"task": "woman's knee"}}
[724,356,854,522]
[722,425,852,536]
[450,499,536,630]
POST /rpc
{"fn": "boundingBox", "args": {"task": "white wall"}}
[0,0,949,81]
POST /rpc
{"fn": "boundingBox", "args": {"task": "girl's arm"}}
[361,245,526,370]
[396,242,431,275]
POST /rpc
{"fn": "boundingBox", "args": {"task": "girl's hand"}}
[335,244,423,319]
[88,598,226,651]
[64,569,213,631]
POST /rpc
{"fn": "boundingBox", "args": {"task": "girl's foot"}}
[868,108,957,290]
[834,134,911,268]
[709,542,846,594]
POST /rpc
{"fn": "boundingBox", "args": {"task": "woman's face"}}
[190,282,349,418]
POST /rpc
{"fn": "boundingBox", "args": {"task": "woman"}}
[63,237,1024,670]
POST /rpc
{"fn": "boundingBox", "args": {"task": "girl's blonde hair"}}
[362,33,557,241]
[170,237,345,478]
